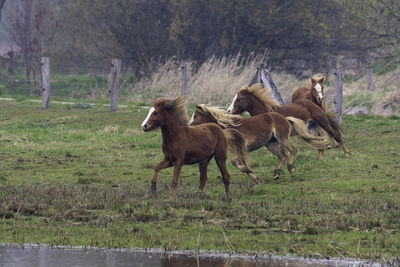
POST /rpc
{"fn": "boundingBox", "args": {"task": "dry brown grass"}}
[127,55,400,115]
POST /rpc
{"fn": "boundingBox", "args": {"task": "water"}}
[0,245,378,267]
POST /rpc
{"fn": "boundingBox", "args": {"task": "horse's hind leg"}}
[273,131,298,175]
[280,140,297,174]
[311,115,349,156]
[214,148,230,197]
[169,160,183,198]
[266,141,287,180]
[151,158,172,193]
[197,159,209,193]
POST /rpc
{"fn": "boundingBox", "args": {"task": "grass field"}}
[0,99,400,261]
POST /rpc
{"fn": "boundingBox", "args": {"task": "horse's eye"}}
[194,115,197,119]
[153,112,158,115]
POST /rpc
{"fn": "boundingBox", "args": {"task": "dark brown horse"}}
[142,95,238,197]
[190,104,328,179]
[292,75,326,111]
[227,84,350,158]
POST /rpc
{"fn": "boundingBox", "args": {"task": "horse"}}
[141,95,239,197]
[292,74,326,111]
[190,104,328,180]
[292,75,338,148]
[227,83,350,158]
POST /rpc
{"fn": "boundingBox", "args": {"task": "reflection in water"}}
[0,246,374,267]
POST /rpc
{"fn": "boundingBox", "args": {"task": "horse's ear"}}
[318,77,325,83]
[195,104,201,109]
[311,77,317,85]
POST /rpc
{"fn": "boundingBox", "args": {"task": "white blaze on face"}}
[227,94,237,113]
[141,107,155,129]
[315,83,323,99]
[189,111,195,125]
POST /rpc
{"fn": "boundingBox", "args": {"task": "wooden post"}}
[109,59,121,111]
[260,67,285,106]
[334,69,343,125]
[367,68,374,91]
[41,57,50,109]
[247,66,261,86]
[181,62,188,97]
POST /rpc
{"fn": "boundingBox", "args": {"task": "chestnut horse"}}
[292,75,326,111]
[190,104,328,180]
[292,75,338,149]
[227,84,350,158]
[141,95,240,197]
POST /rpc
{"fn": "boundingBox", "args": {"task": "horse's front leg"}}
[151,158,172,193]
[170,160,183,198]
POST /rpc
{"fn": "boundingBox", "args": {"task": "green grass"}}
[1,72,135,100]
[0,100,399,261]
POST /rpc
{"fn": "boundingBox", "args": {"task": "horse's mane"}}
[239,83,280,110]
[197,104,242,128]
[311,73,325,82]
[162,95,189,126]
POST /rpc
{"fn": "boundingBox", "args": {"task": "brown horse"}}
[227,84,350,158]
[141,95,238,197]
[190,104,328,179]
[292,75,339,148]
[292,74,326,111]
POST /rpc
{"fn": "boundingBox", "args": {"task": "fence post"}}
[260,67,285,106]
[247,66,261,86]
[41,57,50,109]
[367,68,374,91]
[109,59,121,111]
[334,69,343,124]
[181,62,188,97]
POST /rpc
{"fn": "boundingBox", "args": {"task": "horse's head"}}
[310,77,325,105]
[189,104,217,126]
[141,99,166,132]
[189,105,214,126]
[227,89,250,115]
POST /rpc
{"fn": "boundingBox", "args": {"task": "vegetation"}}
[0,100,399,261]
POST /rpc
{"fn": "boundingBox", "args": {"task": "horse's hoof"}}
[273,169,281,180]
[288,164,295,174]
[326,144,332,150]
[254,177,263,184]
[150,182,157,193]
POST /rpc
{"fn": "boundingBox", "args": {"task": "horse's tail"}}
[327,113,343,134]
[287,116,328,150]
[223,128,261,183]
[223,128,249,165]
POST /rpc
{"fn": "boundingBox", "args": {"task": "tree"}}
[5,0,59,95]
[0,0,6,21]
[335,0,400,68]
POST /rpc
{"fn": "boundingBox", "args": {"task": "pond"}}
[0,245,376,267]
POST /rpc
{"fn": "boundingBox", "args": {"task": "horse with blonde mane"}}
[227,83,350,158]
[190,104,328,180]
[292,74,326,111]
[142,95,246,197]
[292,74,339,149]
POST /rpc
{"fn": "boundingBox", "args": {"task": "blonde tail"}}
[287,117,328,150]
